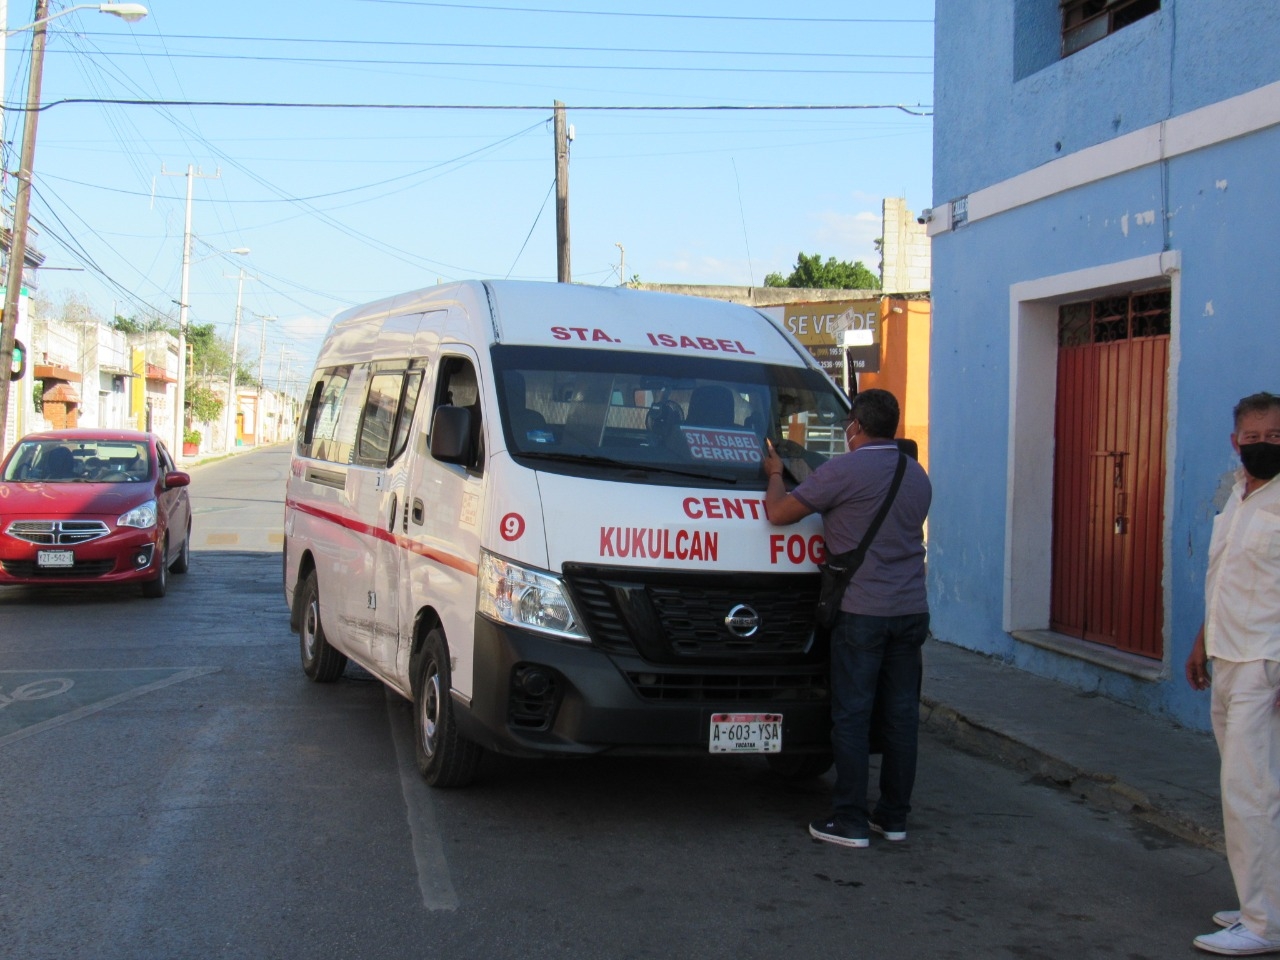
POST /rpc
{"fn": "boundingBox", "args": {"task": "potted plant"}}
[182,428,202,456]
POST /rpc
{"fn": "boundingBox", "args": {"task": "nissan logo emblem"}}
[725,603,761,638]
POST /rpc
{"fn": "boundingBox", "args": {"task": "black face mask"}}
[1239,442,1280,481]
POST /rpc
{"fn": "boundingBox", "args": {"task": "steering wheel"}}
[645,399,684,437]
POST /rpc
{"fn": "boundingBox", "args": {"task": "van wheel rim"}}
[420,667,441,759]
[303,600,319,661]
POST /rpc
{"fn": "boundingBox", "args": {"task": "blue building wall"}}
[937,1,1280,201]
[929,1,1280,729]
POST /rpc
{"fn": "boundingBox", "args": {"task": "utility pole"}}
[161,163,220,458]
[253,315,275,446]
[223,267,252,452]
[0,0,48,454]
[276,342,287,442]
[554,100,571,283]
[615,242,625,286]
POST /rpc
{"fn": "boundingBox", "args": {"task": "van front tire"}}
[298,571,347,682]
[413,628,482,788]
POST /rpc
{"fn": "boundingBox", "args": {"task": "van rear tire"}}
[413,628,482,787]
[298,571,347,682]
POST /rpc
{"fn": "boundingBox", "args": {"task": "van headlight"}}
[118,499,158,529]
[477,550,588,642]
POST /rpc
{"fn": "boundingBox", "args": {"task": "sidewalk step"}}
[921,640,1223,851]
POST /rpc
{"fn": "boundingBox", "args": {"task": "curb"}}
[921,696,1225,853]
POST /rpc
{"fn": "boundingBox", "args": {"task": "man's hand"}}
[1185,627,1211,691]
[762,438,783,480]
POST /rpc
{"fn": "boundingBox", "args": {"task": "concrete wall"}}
[880,198,931,293]
[929,0,1280,729]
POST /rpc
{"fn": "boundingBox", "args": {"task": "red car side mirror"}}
[164,471,191,489]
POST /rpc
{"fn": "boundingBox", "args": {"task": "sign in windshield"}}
[492,345,847,485]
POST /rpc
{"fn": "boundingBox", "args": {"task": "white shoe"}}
[1216,912,1243,929]
[869,820,907,842]
[1194,923,1280,956]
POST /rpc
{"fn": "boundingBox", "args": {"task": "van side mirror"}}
[430,406,473,465]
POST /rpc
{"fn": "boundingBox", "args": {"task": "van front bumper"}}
[458,616,831,758]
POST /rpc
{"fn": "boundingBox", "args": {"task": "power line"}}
[353,1,933,24]
[73,31,934,61]
[506,179,555,279]
[18,99,933,116]
[43,50,932,76]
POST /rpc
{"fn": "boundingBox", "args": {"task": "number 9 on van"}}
[477,550,588,641]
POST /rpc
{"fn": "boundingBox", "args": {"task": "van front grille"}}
[562,563,822,664]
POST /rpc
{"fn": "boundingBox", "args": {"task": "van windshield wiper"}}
[514,450,740,483]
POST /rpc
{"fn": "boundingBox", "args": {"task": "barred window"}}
[1058,288,1171,347]
[1061,0,1159,57]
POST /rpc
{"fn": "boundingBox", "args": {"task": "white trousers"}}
[1211,658,1280,939]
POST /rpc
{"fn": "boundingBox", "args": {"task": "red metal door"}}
[1050,293,1168,659]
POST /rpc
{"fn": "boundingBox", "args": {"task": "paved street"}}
[0,446,1236,960]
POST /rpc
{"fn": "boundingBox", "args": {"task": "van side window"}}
[300,378,326,451]
[389,370,424,464]
[328,365,369,465]
[355,373,404,466]
[304,366,352,462]
[434,356,484,474]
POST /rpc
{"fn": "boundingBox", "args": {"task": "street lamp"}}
[0,1,149,453]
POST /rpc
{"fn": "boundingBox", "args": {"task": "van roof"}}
[319,280,815,368]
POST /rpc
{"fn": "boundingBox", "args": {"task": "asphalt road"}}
[0,445,1235,960]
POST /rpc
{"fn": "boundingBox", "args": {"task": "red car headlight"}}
[118,498,158,530]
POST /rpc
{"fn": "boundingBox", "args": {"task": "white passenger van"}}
[284,280,853,787]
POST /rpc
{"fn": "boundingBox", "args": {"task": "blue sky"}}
[4,0,934,387]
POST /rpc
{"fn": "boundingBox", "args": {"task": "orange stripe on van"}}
[287,499,479,577]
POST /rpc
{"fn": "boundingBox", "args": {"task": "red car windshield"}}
[2,440,151,483]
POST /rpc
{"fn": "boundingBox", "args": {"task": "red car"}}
[0,428,192,598]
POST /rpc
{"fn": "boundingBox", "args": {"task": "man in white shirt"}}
[1186,391,1280,956]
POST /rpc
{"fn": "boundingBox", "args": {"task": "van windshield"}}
[491,345,848,485]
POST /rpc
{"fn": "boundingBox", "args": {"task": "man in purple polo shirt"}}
[763,388,932,848]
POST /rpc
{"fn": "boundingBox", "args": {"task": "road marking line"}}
[386,688,459,912]
[0,667,220,748]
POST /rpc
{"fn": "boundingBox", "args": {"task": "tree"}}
[110,313,169,335]
[187,382,223,425]
[764,252,881,290]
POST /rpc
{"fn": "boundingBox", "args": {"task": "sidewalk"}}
[920,639,1224,852]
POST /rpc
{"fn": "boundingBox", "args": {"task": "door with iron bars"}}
[1050,290,1169,659]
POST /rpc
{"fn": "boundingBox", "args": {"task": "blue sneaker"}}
[809,816,869,848]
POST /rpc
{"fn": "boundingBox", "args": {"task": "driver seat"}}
[685,385,736,428]
[42,446,77,479]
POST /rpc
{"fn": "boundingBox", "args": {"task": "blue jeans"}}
[828,611,929,829]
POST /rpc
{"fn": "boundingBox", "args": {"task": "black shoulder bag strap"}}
[816,450,908,627]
